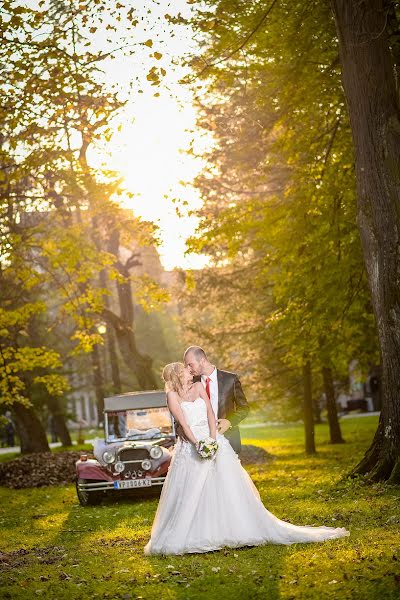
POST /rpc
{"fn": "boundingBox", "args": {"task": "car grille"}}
[118,447,149,462]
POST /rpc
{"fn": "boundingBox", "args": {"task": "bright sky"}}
[90,0,210,271]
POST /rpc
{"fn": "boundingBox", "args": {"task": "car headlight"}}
[114,461,125,473]
[150,446,163,459]
[141,459,152,471]
[102,450,115,464]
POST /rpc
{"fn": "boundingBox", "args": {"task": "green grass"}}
[1,416,400,600]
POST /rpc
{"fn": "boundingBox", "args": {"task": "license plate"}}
[114,479,152,489]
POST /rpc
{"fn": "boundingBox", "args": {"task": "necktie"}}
[205,377,211,399]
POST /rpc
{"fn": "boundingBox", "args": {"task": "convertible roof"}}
[104,390,167,412]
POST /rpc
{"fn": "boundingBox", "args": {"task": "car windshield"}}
[105,406,173,441]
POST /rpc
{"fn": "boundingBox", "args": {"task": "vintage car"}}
[75,390,176,506]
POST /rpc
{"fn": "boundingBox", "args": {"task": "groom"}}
[177,346,250,455]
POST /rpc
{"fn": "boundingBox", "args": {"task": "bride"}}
[144,362,349,555]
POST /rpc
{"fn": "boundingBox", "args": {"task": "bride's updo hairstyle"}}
[162,362,186,397]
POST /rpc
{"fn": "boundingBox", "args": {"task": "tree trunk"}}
[99,268,122,394]
[303,361,316,454]
[46,396,72,447]
[107,325,122,393]
[13,403,50,454]
[114,276,157,389]
[105,230,157,390]
[91,344,105,420]
[322,366,345,444]
[331,0,400,482]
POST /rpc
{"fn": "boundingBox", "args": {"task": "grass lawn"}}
[1,415,399,600]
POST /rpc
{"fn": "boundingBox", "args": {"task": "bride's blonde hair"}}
[162,362,186,397]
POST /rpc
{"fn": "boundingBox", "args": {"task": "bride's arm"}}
[167,391,198,445]
[195,382,217,440]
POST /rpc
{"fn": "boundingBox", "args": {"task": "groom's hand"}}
[217,418,231,434]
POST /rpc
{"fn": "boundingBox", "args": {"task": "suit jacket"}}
[175,369,250,455]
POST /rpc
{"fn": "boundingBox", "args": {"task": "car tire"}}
[76,478,103,506]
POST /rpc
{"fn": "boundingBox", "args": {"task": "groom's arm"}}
[228,375,250,428]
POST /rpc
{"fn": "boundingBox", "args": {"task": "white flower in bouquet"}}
[196,436,218,459]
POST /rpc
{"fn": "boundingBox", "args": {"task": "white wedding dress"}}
[144,398,349,555]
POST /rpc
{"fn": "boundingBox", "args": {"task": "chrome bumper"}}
[77,477,166,492]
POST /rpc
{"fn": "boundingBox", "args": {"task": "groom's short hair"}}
[184,346,207,361]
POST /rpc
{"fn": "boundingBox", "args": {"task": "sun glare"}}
[89,0,209,272]
[108,93,207,271]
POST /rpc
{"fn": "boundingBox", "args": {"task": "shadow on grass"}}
[52,489,286,600]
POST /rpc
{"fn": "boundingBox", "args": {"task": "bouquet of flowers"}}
[196,437,219,459]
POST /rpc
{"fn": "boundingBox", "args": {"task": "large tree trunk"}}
[303,360,316,454]
[322,366,345,444]
[99,269,122,394]
[105,230,157,390]
[46,396,72,447]
[13,403,50,454]
[331,0,400,481]
[91,344,105,420]
[107,324,122,393]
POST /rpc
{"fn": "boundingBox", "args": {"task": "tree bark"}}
[322,366,345,444]
[107,325,122,394]
[303,360,316,454]
[105,230,157,390]
[91,344,105,420]
[12,403,50,454]
[99,268,122,394]
[331,0,400,481]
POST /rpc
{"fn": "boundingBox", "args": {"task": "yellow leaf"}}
[144,39,153,48]
[154,51,162,60]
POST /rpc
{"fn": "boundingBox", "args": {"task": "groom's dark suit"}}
[176,369,250,455]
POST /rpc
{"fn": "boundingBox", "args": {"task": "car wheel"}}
[76,478,103,506]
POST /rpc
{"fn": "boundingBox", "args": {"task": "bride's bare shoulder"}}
[166,390,180,403]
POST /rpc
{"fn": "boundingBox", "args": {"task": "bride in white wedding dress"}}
[144,363,349,556]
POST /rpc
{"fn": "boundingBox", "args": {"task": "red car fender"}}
[148,455,172,478]
[76,460,113,481]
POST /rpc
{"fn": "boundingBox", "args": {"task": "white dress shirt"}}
[201,367,219,419]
